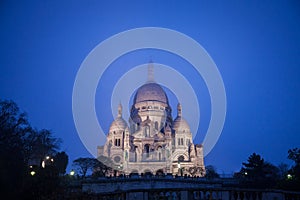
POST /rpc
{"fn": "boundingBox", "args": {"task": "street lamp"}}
[70,170,75,176]
[30,171,36,176]
[42,155,54,168]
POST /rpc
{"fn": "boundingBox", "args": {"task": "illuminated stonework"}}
[97,64,205,176]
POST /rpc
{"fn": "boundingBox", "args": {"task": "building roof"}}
[133,82,169,104]
[109,104,128,132]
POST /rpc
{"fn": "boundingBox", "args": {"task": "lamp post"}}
[70,170,75,176]
[42,155,54,168]
[30,171,36,176]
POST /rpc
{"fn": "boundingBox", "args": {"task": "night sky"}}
[1,1,299,174]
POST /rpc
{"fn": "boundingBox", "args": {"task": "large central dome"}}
[133,82,169,104]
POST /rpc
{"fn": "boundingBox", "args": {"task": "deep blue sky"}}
[1,1,299,174]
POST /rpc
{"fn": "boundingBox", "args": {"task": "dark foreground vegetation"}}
[0,100,299,199]
[0,100,68,199]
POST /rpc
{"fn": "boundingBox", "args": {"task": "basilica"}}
[97,64,205,176]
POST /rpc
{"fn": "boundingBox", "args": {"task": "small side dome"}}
[173,103,191,132]
[109,104,128,132]
[109,118,128,132]
[173,117,190,131]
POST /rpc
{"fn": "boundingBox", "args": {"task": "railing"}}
[74,176,300,200]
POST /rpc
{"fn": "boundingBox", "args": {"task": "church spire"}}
[147,60,154,82]
[177,103,182,117]
[117,103,122,118]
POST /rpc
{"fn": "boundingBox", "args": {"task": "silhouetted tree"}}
[0,100,31,198]
[288,148,300,164]
[277,149,300,191]
[242,153,265,179]
[54,151,69,175]
[0,99,63,198]
[73,157,99,178]
[205,165,220,179]
[278,163,289,179]
[93,155,114,177]
[288,148,300,180]
[28,129,61,166]
[240,153,280,188]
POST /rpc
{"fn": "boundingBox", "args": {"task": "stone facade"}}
[97,65,205,176]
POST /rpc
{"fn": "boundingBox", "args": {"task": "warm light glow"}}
[287,174,292,180]
[70,170,75,176]
[46,156,50,160]
[245,172,248,175]
[42,161,45,168]
[30,171,36,176]
[50,158,54,162]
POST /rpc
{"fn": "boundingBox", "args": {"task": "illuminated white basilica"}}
[98,63,205,176]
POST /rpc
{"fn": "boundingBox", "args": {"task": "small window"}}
[178,155,184,162]
[155,121,159,130]
[114,156,121,163]
[144,144,150,157]
[144,126,150,137]
[115,138,121,146]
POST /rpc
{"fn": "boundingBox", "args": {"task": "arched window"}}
[155,121,159,130]
[144,126,150,137]
[178,155,184,162]
[134,146,138,162]
[115,138,121,146]
[144,144,150,157]
[157,146,162,161]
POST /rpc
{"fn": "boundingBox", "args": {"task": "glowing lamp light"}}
[70,170,75,176]
[30,171,36,176]
[287,174,292,180]
[46,156,50,160]
[42,161,45,168]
